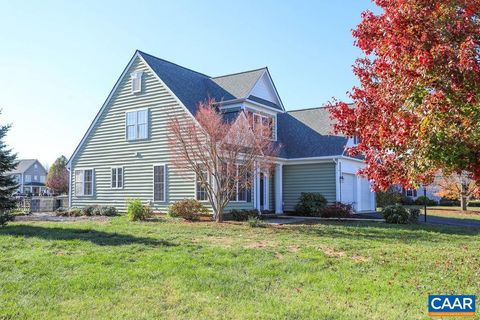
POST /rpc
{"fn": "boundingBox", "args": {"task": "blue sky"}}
[0,0,377,166]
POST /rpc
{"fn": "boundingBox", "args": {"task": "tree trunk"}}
[460,183,468,212]
[215,206,224,223]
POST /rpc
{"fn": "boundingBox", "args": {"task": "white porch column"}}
[254,164,261,211]
[275,163,283,214]
[264,175,269,211]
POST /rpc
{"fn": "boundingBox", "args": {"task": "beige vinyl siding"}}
[71,57,253,213]
[282,163,336,212]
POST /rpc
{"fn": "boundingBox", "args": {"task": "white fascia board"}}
[278,156,339,165]
[244,101,282,115]
[264,68,285,111]
[340,155,364,163]
[247,68,285,111]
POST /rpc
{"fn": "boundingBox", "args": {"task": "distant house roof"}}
[8,159,38,174]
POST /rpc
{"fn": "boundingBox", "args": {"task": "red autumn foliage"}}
[328,0,480,190]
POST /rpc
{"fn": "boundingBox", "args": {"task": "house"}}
[67,50,376,213]
[8,159,48,196]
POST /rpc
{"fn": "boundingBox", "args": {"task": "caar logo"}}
[428,295,476,317]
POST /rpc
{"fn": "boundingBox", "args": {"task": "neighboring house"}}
[67,50,376,213]
[8,159,48,196]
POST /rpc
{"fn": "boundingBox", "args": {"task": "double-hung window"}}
[75,169,94,196]
[252,112,274,139]
[126,109,148,140]
[229,164,248,202]
[196,167,209,201]
[111,167,123,189]
[153,165,166,202]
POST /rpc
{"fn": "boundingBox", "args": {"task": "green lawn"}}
[408,206,480,221]
[0,217,479,319]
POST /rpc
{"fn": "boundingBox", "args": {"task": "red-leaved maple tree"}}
[168,99,279,222]
[328,0,480,190]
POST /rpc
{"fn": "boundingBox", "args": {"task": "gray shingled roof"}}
[7,159,37,174]
[276,107,348,158]
[211,69,265,99]
[139,51,348,159]
[287,107,341,136]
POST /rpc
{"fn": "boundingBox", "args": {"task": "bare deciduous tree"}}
[168,99,280,222]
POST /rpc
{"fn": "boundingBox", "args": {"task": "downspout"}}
[333,158,342,202]
[67,165,72,208]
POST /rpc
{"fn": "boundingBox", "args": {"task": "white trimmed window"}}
[251,112,274,139]
[40,176,45,183]
[25,175,31,183]
[75,169,94,196]
[111,167,123,189]
[126,109,148,140]
[229,164,248,202]
[196,167,209,201]
[153,165,166,202]
[131,71,143,93]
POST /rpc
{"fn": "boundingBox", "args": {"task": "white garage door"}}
[341,173,356,210]
[359,178,374,211]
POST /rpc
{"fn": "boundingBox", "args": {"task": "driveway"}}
[356,212,480,228]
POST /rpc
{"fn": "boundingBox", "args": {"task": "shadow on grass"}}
[0,225,175,247]
[286,220,480,242]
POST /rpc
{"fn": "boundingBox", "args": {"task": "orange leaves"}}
[327,0,480,190]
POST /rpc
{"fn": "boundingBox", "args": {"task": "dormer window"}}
[353,136,361,145]
[250,112,274,139]
[131,71,143,94]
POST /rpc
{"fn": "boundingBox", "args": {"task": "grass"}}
[0,217,479,319]
[406,206,480,221]
[378,205,480,221]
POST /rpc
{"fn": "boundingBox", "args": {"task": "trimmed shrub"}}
[99,206,117,216]
[67,208,83,217]
[229,209,259,221]
[382,204,419,224]
[376,188,403,207]
[82,205,97,216]
[247,217,265,228]
[408,208,420,222]
[167,199,208,221]
[414,196,437,206]
[127,199,152,221]
[0,212,14,227]
[400,196,415,205]
[320,202,354,218]
[294,193,327,216]
[439,198,460,206]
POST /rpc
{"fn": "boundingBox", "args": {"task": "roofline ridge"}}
[288,102,354,113]
[136,50,211,78]
[211,67,267,79]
